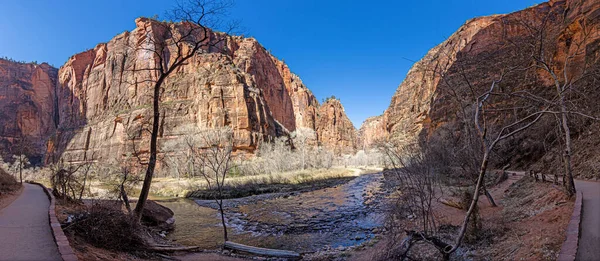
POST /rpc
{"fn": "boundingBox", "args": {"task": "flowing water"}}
[159,172,387,253]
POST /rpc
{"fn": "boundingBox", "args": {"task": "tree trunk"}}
[482,185,497,207]
[448,151,490,254]
[134,79,164,221]
[560,94,576,197]
[121,185,132,213]
[551,77,576,196]
[79,174,86,200]
[301,149,305,170]
[218,201,228,241]
[19,158,23,184]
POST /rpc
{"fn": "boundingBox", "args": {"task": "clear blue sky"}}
[0,0,544,127]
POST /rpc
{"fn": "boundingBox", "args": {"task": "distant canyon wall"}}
[0,18,358,166]
[0,59,57,163]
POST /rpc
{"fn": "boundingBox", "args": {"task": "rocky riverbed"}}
[160,172,390,253]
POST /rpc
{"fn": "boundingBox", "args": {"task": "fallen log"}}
[148,246,200,252]
[439,198,463,210]
[224,241,301,259]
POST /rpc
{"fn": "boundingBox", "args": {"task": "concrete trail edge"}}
[557,191,583,261]
[27,181,79,261]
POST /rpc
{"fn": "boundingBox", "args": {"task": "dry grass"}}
[153,168,356,198]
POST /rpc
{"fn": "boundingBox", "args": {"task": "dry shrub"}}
[461,191,481,244]
[0,167,18,192]
[66,203,146,251]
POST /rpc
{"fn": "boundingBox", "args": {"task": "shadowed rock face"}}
[316,99,357,155]
[381,15,499,146]
[0,59,57,163]
[374,0,600,174]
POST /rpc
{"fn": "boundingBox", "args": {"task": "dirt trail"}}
[575,179,600,261]
[0,183,61,261]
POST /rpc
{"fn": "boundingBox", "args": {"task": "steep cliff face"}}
[49,18,293,164]
[229,38,298,131]
[379,0,600,175]
[382,15,498,145]
[316,99,357,155]
[46,18,353,165]
[274,60,320,130]
[356,115,387,150]
[0,59,57,163]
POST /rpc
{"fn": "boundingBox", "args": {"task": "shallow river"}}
[159,172,387,253]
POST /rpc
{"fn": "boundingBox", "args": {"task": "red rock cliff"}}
[316,99,357,155]
[378,0,600,174]
[47,18,353,165]
[356,115,387,150]
[49,18,292,164]
[0,59,57,163]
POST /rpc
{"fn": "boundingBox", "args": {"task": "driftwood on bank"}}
[439,198,463,210]
[148,245,200,252]
[224,241,301,259]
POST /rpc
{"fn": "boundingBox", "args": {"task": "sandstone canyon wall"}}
[356,115,387,151]
[47,18,358,165]
[0,59,57,163]
[369,0,600,176]
[316,99,357,155]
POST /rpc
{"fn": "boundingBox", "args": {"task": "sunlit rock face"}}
[378,0,600,173]
[48,18,284,164]
[0,59,58,163]
[357,115,387,150]
[40,18,355,165]
[316,99,357,155]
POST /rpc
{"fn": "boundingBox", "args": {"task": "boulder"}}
[141,200,175,231]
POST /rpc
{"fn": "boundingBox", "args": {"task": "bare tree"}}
[117,164,138,214]
[9,134,34,184]
[77,150,98,200]
[10,154,29,184]
[188,127,235,241]
[130,0,238,221]
[163,125,199,180]
[515,10,599,196]
[383,61,551,258]
[443,66,558,255]
[377,142,447,259]
[291,127,316,170]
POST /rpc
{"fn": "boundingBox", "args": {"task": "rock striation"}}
[374,0,600,174]
[0,18,357,166]
[0,59,57,163]
[356,115,387,150]
[316,99,357,155]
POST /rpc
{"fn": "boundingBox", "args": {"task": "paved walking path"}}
[0,183,61,261]
[575,179,600,261]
